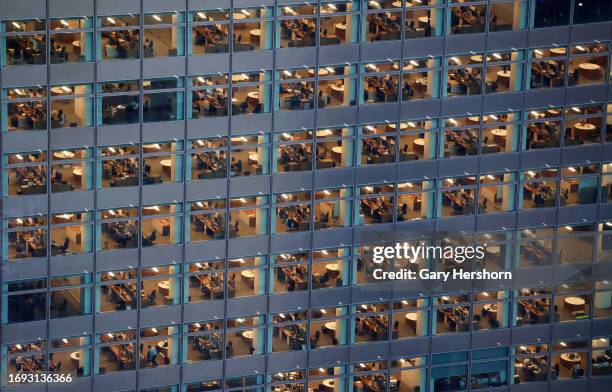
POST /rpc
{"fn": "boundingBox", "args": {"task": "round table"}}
[470,55,485,63]
[417,16,429,28]
[158,280,170,296]
[467,116,481,124]
[413,138,425,155]
[483,303,498,313]
[574,122,596,139]
[72,40,81,55]
[233,13,247,20]
[496,70,511,87]
[241,270,255,279]
[249,29,261,45]
[54,150,75,159]
[324,321,337,333]
[232,74,249,82]
[490,129,507,146]
[564,296,586,311]
[486,245,500,254]
[241,330,254,340]
[404,312,418,330]
[330,84,344,100]
[247,91,260,105]
[578,63,602,79]
[387,122,408,130]
[248,153,259,165]
[55,213,74,222]
[160,159,172,176]
[549,47,566,56]
[143,143,162,153]
[70,351,80,369]
[331,146,343,161]
[560,353,582,366]
[308,68,330,76]
[334,23,347,40]
[392,1,402,7]
[73,167,83,180]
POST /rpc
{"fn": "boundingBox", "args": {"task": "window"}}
[524,108,562,149]
[357,183,394,224]
[401,57,441,101]
[50,211,93,256]
[96,268,137,312]
[3,340,46,383]
[483,49,524,94]
[556,224,595,264]
[143,12,184,58]
[139,324,180,368]
[269,310,307,352]
[397,180,435,221]
[353,301,390,343]
[277,3,317,48]
[528,46,567,89]
[225,315,265,358]
[310,306,348,348]
[473,290,510,330]
[187,199,226,242]
[308,366,347,391]
[49,334,92,378]
[559,164,599,205]
[442,116,479,157]
[97,15,140,60]
[230,134,270,176]
[186,260,226,302]
[364,0,402,42]
[512,343,549,383]
[314,187,353,229]
[449,1,486,35]
[489,0,527,32]
[229,195,268,238]
[2,278,47,323]
[233,6,273,51]
[188,137,227,179]
[4,215,47,260]
[142,203,182,247]
[228,256,267,298]
[359,123,396,165]
[478,172,516,214]
[184,320,223,362]
[2,19,46,65]
[2,85,47,131]
[189,74,228,117]
[143,77,184,123]
[190,9,229,55]
[481,111,521,154]
[438,175,478,217]
[532,0,571,28]
[231,70,272,115]
[591,337,612,376]
[433,294,472,334]
[97,80,140,125]
[49,16,93,63]
[94,329,137,373]
[471,347,509,388]
[391,298,429,339]
[97,207,139,250]
[362,60,399,103]
[405,1,444,38]
[446,53,483,96]
[274,129,313,172]
[142,141,183,184]
[514,286,551,326]
[98,144,139,188]
[51,147,93,193]
[565,104,605,146]
[521,168,558,209]
[518,227,554,267]
[268,370,305,391]
[320,1,360,45]
[568,43,609,86]
[574,0,612,24]
[315,126,354,168]
[4,150,47,196]
[317,63,358,108]
[594,280,612,319]
[390,356,428,392]
[140,264,181,308]
[50,273,92,319]
[312,247,350,289]
[271,252,309,293]
[430,351,468,391]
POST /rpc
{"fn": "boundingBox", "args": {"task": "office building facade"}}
[1,0,611,391]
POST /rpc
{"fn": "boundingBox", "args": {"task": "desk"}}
[564,296,586,311]
[160,159,172,177]
[158,280,170,296]
[54,150,75,159]
[413,138,425,155]
[249,29,261,45]
[331,146,343,161]
[579,62,602,79]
